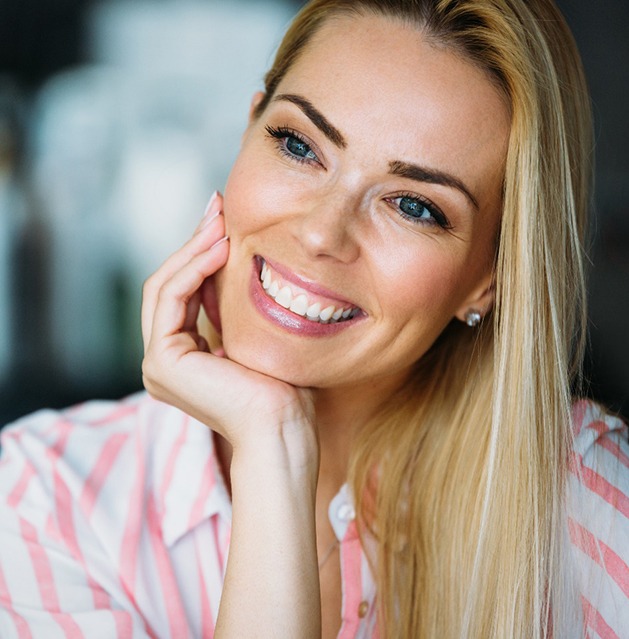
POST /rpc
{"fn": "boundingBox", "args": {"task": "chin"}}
[221,331,318,387]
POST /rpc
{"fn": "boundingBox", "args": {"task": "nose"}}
[292,192,361,263]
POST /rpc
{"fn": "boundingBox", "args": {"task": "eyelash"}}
[265,125,321,165]
[387,192,451,230]
[265,125,451,230]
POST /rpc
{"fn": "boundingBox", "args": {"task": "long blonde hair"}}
[255,1,593,636]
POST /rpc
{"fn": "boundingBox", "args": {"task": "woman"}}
[1,0,627,637]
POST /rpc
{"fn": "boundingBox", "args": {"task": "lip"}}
[263,256,357,308]
[249,256,365,336]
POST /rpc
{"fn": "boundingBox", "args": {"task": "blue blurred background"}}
[0,0,627,425]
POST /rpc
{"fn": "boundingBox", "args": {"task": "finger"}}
[149,236,230,347]
[200,276,222,335]
[142,200,225,347]
[194,190,222,235]
[158,192,224,282]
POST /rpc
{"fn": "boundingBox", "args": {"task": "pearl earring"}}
[464,310,482,327]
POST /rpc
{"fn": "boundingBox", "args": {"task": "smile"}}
[259,258,361,324]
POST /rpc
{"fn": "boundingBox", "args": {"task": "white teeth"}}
[289,294,309,315]
[260,260,359,324]
[306,302,322,319]
[319,305,335,322]
[262,269,272,290]
[275,286,292,308]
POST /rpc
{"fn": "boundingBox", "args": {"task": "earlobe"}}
[454,274,496,326]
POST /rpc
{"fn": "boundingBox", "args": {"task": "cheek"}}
[223,158,268,238]
[372,243,472,324]
[223,149,300,241]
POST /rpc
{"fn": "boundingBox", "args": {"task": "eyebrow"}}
[273,93,347,149]
[272,93,479,211]
[389,160,480,211]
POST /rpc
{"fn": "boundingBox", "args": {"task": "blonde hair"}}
[254,1,593,636]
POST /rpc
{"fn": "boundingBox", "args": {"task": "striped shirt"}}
[0,393,626,638]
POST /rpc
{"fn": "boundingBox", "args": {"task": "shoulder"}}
[567,399,629,630]
[0,391,225,545]
[569,399,628,516]
[0,393,230,635]
[0,392,194,502]
[571,399,627,459]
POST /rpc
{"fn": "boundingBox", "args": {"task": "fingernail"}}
[199,209,221,232]
[211,235,229,249]
[204,190,219,217]
[196,190,222,233]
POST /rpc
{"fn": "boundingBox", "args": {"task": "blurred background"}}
[0,0,627,426]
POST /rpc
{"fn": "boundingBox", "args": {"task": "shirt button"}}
[357,601,369,618]
[337,503,355,521]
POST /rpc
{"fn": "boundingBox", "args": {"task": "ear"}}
[453,271,495,324]
[248,91,266,124]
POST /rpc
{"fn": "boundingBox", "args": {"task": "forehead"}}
[274,13,510,205]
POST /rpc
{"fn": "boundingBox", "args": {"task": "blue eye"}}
[285,135,317,161]
[265,125,320,164]
[392,194,450,229]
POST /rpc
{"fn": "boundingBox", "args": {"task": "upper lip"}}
[258,255,362,310]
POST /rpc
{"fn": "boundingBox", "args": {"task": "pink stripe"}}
[188,457,216,529]
[147,494,189,637]
[581,595,620,639]
[52,455,111,609]
[588,420,614,438]
[0,561,34,639]
[38,427,112,611]
[119,434,145,598]
[91,404,138,427]
[112,610,134,638]
[594,431,629,470]
[195,537,215,638]
[116,433,159,639]
[47,420,73,460]
[569,452,629,520]
[214,517,228,576]
[571,400,590,436]
[20,518,60,611]
[20,518,85,638]
[7,464,35,509]
[51,613,85,639]
[159,416,190,512]
[79,433,129,518]
[338,523,363,639]
[577,413,629,468]
[569,519,629,599]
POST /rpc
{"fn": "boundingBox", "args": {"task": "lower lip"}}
[249,259,363,337]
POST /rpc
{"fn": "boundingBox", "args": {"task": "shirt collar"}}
[159,416,232,547]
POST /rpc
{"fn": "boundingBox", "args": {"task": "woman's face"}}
[214,13,510,392]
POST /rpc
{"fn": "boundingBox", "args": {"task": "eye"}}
[265,125,321,165]
[390,194,451,229]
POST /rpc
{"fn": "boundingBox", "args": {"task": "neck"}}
[313,370,407,490]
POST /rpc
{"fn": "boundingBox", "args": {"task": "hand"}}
[141,192,317,464]
[142,192,321,637]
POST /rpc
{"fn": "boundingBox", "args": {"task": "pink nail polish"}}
[211,235,229,248]
[203,190,218,217]
[199,209,221,231]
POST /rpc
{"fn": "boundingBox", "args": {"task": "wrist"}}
[230,431,319,493]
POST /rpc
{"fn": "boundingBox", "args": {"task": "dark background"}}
[0,0,627,425]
